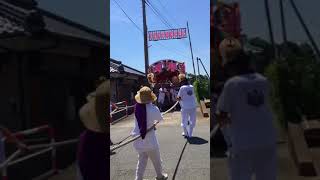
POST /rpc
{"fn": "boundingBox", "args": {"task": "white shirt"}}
[158,88,166,101]
[131,103,163,152]
[217,73,276,152]
[170,88,178,101]
[178,85,197,109]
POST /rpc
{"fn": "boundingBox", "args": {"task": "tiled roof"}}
[39,9,107,45]
[0,16,24,35]
[110,60,120,73]
[0,0,107,45]
[123,65,145,76]
[0,0,45,37]
[110,59,145,77]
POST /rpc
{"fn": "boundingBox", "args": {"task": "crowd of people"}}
[156,84,179,112]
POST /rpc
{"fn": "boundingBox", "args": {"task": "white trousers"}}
[228,146,277,180]
[181,108,196,137]
[135,148,163,180]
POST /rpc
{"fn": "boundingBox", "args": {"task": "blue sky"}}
[36,0,320,62]
[110,0,210,75]
[37,0,108,34]
[222,0,320,47]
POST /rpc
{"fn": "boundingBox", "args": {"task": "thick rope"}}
[110,101,179,151]
[210,124,220,139]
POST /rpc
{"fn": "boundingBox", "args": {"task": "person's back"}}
[131,86,168,180]
[178,85,197,110]
[217,37,277,180]
[132,103,162,135]
[221,73,276,152]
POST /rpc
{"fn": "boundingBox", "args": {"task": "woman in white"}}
[158,86,167,111]
[132,86,168,180]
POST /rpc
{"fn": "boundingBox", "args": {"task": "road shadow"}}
[187,136,208,145]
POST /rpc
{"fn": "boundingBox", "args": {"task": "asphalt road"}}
[110,108,210,180]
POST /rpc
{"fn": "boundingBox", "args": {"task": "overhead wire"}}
[145,0,173,29]
[112,0,143,33]
[145,0,193,59]
[112,0,190,59]
[149,0,190,49]
[148,0,196,53]
[154,0,181,28]
[113,0,205,71]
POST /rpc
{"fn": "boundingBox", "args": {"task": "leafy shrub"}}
[265,54,320,129]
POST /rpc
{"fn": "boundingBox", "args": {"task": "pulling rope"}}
[172,141,188,180]
[110,101,179,151]
[110,105,135,116]
[210,124,220,139]
[110,122,159,152]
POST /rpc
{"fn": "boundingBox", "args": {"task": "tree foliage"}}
[187,73,210,102]
[263,40,320,128]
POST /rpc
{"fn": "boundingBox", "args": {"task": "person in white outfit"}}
[131,86,168,180]
[216,37,277,180]
[177,74,197,138]
[170,86,178,103]
[158,87,166,111]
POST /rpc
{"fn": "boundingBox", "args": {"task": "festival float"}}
[147,59,186,109]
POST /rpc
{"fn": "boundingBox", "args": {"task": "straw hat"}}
[178,73,186,82]
[135,86,157,104]
[219,37,242,66]
[80,79,109,133]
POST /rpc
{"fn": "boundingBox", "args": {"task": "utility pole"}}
[198,58,209,78]
[289,0,320,59]
[196,57,200,77]
[279,0,288,58]
[187,22,196,76]
[280,0,287,44]
[264,0,277,59]
[142,0,149,76]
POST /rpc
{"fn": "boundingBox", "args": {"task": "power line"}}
[146,0,172,28]
[146,1,193,57]
[148,0,190,49]
[154,0,182,28]
[112,0,191,60]
[112,0,143,33]
[145,0,173,29]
